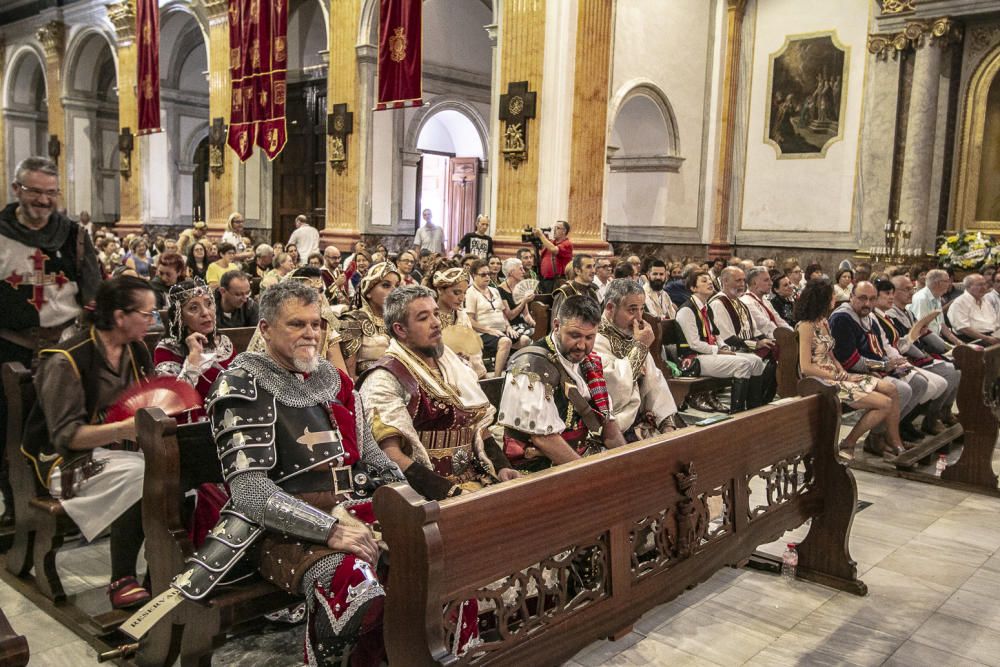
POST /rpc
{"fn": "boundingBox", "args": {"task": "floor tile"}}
[883,639,988,667]
[912,613,1000,666]
[645,606,776,665]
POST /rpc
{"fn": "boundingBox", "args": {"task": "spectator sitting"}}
[465,259,519,377]
[261,251,295,290]
[150,251,185,309]
[516,247,539,281]
[741,265,792,338]
[794,278,904,461]
[593,256,614,302]
[947,273,1000,345]
[205,242,237,286]
[643,258,676,320]
[833,269,854,303]
[497,257,536,342]
[221,212,251,262]
[666,263,698,306]
[674,270,766,413]
[244,243,274,279]
[909,268,963,350]
[768,271,797,325]
[306,251,323,269]
[214,269,259,328]
[186,240,209,282]
[552,254,598,316]
[124,237,152,278]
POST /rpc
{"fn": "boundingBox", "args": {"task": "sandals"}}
[837,440,856,462]
[882,442,905,461]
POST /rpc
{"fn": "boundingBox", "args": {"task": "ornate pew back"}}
[774,326,799,398]
[948,344,1000,491]
[375,381,866,665]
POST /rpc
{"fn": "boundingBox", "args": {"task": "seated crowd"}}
[0,156,982,664]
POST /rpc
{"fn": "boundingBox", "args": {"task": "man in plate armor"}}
[498,295,627,472]
[163,280,404,664]
[358,286,518,501]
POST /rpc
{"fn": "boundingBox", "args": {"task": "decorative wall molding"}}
[868,16,963,59]
[607,155,685,173]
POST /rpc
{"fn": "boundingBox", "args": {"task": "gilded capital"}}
[203,0,229,23]
[726,0,747,12]
[107,1,136,45]
[881,0,915,15]
[36,21,65,62]
[929,17,963,48]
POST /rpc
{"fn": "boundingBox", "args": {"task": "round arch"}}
[607,79,682,157]
[3,44,47,109]
[404,96,489,163]
[288,0,329,71]
[63,27,118,98]
[159,1,210,81]
[954,42,1000,230]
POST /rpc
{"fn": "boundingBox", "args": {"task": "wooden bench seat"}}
[132,408,295,667]
[375,380,866,664]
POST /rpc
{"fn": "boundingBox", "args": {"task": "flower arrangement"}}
[936,231,1000,270]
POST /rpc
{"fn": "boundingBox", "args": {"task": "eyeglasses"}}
[16,182,61,198]
[130,309,157,321]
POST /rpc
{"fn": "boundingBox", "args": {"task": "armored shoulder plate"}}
[338,312,369,358]
[207,368,277,482]
[172,505,263,601]
[507,346,560,388]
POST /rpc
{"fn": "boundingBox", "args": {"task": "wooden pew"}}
[774,327,800,398]
[133,408,295,667]
[1,362,75,603]
[655,318,730,409]
[375,380,867,664]
[0,607,28,666]
[946,344,1000,494]
[528,296,552,342]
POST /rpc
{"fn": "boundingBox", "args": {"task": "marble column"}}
[107,2,142,232]
[493,0,546,247]
[325,0,362,248]
[566,0,613,247]
[898,18,961,251]
[708,0,746,259]
[204,0,238,233]
[36,21,67,198]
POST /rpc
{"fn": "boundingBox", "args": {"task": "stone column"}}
[204,0,237,233]
[566,0,613,249]
[324,0,363,249]
[107,2,142,232]
[36,21,67,198]
[0,40,7,192]
[897,18,961,251]
[708,0,747,259]
[493,0,547,248]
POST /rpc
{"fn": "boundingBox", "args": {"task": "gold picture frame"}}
[764,31,850,159]
[953,44,1000,233]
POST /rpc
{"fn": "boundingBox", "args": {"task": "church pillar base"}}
[321,228,361,250]
[708,242,733,260]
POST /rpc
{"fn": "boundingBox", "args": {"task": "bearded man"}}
[358,286,519,501]
[161,280,404,664]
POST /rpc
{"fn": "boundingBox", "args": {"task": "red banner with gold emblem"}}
[227,0,288,161]
[376,0,422,110]
[136,0,161,133]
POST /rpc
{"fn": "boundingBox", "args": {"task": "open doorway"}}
[415,109,484,250]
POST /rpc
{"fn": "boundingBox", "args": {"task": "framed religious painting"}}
[764,31,849,159]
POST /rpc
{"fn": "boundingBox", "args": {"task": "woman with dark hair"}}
[804,262,824,282]
[794,278,904,460]
[153,279,237,422]
[769,272,797,325]
[124,237,152,278]
[338,261,399,376]
[26,276,156,608]
[487,254,503,287]
[186,240,209,281]
[833,268,854,303]
[433,267,487,378]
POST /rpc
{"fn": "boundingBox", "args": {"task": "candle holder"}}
[868,218,919,264]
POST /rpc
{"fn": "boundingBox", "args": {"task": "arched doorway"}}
[272,0,328,245]
[415,109,485,249]
[954,44,1000,231]
[63,30,119,222]
[4,48,48,196]
[605,84,683,231]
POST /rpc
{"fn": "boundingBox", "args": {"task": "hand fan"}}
[512,278,538,305]
[105,377,202,422]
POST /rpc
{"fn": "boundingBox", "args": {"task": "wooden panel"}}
[567,0,613,242]
[494,0,547,241]
[273,81,327,243]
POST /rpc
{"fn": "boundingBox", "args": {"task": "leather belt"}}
[418,428,476,452]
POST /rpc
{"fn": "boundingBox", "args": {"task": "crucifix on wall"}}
[498,80,536,169]
[327,103,354,175]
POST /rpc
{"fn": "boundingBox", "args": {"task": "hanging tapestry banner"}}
[376,0,423,110]
[136,0,161,134]
[227,0,288,161]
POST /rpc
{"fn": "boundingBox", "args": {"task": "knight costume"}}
[169,352,404,664]
[358,339,509,500]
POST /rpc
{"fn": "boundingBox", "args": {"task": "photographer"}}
[533,220,573,294]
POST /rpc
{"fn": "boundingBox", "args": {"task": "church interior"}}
[0,0,999,665]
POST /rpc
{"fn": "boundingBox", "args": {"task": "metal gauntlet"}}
[261,490,337,544]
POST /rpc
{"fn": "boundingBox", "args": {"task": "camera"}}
[521,227,549,247]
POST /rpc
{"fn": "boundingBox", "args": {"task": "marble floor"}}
[1,436,999,665]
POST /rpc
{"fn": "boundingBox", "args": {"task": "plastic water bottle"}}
[935,454,947,477]
[781,543,798,583]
